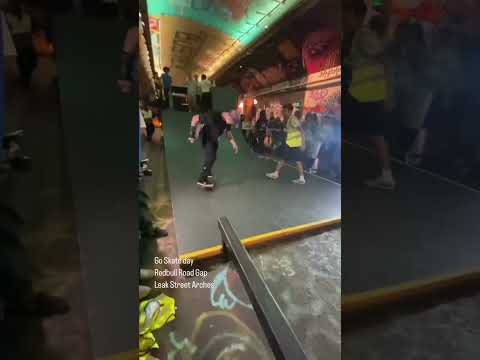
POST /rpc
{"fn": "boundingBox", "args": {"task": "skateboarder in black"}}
[188,111,239,189]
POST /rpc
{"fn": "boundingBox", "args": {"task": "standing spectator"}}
[303,112,322,174]
[422,28,464,169]
[345,8,396,190]
[389,22,432,165]
[266,104,306,184]
[160,67,172,108]
[153,73,162,99]
[319,111,339,178]
[267,111,286,154]
[199,74,214,112]
[140,101,154,142]
[187,74,200,112]
[253,109,268,156]
[5,1,37,88]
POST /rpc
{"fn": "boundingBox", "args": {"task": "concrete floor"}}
[343,292,480,360]
[140,229,341,360]
[0,58,91,359]
[250,229,341,360]
[162,110,341,255]
[141,128,341,359]
[343,142,480,294]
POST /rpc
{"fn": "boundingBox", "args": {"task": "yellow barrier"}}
[343,268,480,315]
[179,217,341,261]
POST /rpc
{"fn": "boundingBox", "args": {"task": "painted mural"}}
[302,29,340,75]
[239,27,340,93]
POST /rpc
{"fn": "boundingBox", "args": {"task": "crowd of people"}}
[186,73,215,112]
[243,104,340,183]
[343,0,480,190]
[150,67,216,112]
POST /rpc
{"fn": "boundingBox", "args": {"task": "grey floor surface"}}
[163,110,341,255]
[342,142,480,294]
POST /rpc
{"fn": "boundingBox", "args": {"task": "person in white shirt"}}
[5,1,37,87]
[199,74,215,112]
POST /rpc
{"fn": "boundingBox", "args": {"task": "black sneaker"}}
[152,227,168,238]
[143,168,153,176]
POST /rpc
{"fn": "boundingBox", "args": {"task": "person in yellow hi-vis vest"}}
[266,104,306,184]
[344,1,396,190]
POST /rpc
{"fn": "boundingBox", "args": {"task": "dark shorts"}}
[343,95,387,137]
[278,144,303,162]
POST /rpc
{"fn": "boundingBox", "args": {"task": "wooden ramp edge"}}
[343,268,480,316]
[179,217,341,261]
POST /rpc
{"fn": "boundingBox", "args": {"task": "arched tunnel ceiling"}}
[148,0,303,47]
[146,0,321,84]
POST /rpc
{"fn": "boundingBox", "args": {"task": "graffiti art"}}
[302,30,341,75]
[210,266,253,311]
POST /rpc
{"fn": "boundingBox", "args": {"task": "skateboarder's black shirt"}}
[192,112,232,146]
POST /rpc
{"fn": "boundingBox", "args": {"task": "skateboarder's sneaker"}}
[292,177,306,185]
[365,176,396,190]
[266,172,279,180]
[197,180,214,189]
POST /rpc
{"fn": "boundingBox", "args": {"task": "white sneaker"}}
[140,269,155,280]
[292,178,306,185]
[266,172,279,180]
[365,176,396,190]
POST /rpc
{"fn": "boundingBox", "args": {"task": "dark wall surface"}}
[55,16,138,358]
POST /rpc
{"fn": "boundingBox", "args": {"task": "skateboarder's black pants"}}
[198,140,218,182]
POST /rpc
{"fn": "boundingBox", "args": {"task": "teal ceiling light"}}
[147,0,302,46]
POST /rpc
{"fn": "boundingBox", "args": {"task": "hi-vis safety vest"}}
[286,117,303,148]
[139,294,176,360]
[349,63,386,103]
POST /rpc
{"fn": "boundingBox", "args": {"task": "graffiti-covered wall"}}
[239,27,340,93]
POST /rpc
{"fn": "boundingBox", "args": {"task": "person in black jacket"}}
[189,111,239,188]
[253,110,268,156]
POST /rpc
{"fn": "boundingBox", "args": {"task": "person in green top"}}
[266,104,306,184]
